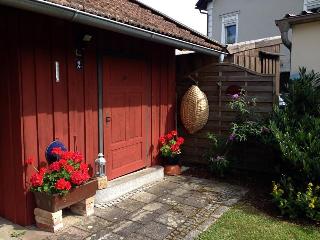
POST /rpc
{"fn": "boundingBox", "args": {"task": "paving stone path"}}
[0,175,247,240]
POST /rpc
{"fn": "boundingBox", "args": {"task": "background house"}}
[195,0,320,81]
[276,11,320,78]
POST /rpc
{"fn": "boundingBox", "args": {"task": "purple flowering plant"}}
[231,93,240,100]
[205,89,270,176]
[228,89,270,142]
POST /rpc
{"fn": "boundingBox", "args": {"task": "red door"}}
[103,56,149,180]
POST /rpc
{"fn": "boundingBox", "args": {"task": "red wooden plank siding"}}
[167,49,176,131]
[0,9,27,225]
[34,16,54,168]
[51,19,69,148]
[67,26,86,155]
[0,6,6,219]
[150,47,176,165]
[84,37,98,173]
[10,14,26,225]
[19,12,39,224]
[5,32,16,221]
[0,8,7,216]
[160,47,169,136]
[17,11,99,225]
[3,13,16,222]
[151,50,162,165]
[0,11,11,221]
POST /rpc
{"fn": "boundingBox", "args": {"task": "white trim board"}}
[220,11,239,44]
[304,0,320,10]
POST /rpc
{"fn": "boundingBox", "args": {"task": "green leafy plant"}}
[229,89,256,120]
[270,68,320,221]
[159,130,184,159]
[209,156,230,177]
[284,67,320,118]
[228,90,269,142]
[204,133,230,177]
[270,114,320,183]
[272,176,320,221]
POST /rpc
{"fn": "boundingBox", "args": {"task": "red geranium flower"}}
[49,161,61,172]
[58,159,67,167]
[82,171,90,182]
[61,151,73,160]
[159,136,166,145]
[51,147,63,155]
[170,144,180,152]
[25,157,34,165]
[171,130,177,136]
[80,163,88,172]
[39,167,47,176]
[30,173,43,187]
[64,164,75,174]
[166,133,173,140]
[70,171,87,185]
[72,152,83,163]
[55,178,71,191]
[176,137,185,145]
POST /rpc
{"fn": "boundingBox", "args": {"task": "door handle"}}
[106,113,111,124]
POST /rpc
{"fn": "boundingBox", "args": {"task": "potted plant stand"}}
[164,157,181,176]
[33,178,98,232]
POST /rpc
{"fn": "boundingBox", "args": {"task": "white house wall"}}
[291,21,320,77]
[208,0,303,72]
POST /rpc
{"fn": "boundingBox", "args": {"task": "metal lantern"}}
[95,153,106,177]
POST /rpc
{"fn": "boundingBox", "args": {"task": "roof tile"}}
[45,0,224,51]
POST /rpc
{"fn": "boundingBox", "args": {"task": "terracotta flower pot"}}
[164,164,181,176]
[33,179,98,212]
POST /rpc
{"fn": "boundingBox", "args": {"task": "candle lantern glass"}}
[95,153,106,177]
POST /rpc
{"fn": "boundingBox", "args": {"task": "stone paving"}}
[0,175,247,240]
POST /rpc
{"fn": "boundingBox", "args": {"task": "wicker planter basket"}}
[180,85,209,134]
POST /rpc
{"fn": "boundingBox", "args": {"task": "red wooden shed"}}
[0,0,224,226]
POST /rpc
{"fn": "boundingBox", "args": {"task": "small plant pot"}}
[164,164,181,176]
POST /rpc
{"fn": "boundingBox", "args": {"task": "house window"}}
[225,24,236,44]
[304,0,320,10]
[220,11,239,45]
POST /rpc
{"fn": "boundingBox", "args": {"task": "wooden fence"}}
[177,61,276,168]
[225,37,281,96]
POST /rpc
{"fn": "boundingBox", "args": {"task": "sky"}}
[138,0,207,35]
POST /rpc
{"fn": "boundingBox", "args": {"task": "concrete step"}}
[95,166,164,204]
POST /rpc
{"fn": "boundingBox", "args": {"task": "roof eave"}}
[0,0,225,56]
[276,13,320,27]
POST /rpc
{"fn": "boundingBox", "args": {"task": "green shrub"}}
[270,68,320,221]
[272,176,320,221]
[270,114,320,183]
[284,67,320,118]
